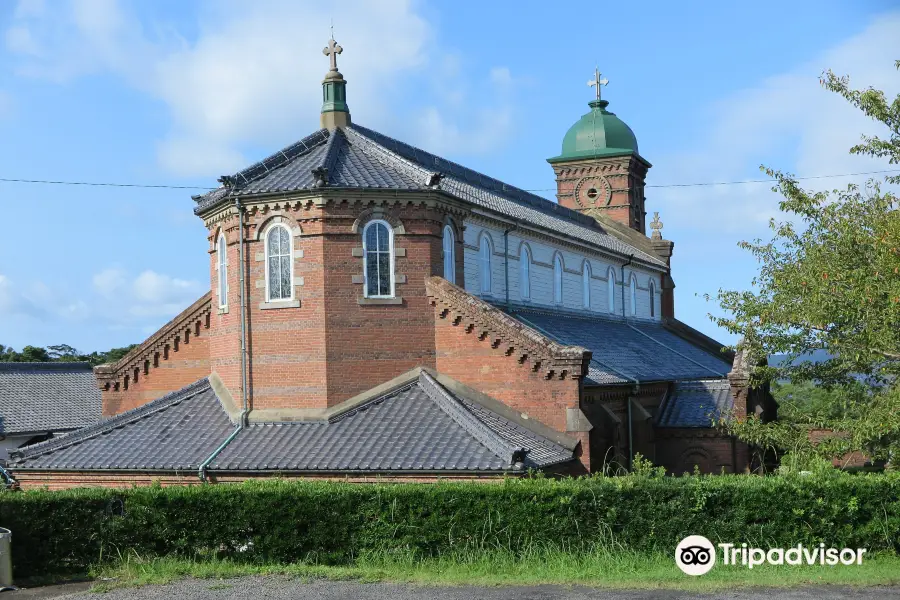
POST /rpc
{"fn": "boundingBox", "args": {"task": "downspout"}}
[503,222,518,309]
[199,196,250,481]
[619,254,635,469]
[620,254,634,320]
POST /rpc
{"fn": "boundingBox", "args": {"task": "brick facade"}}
[551,155,650,234]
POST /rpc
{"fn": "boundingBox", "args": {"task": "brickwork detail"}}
[95,293,213,415]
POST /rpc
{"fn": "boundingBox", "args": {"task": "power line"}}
[0,168,897,193]
[522,169,900,192]
[0,177,212,190]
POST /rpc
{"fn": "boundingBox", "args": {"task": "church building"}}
[9,40,776,489]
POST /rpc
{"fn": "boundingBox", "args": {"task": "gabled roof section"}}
[656,379,734,428]
[0,362,101,435]
[9,378,234,470]
[192,125,666,269]
[10,371,573,474]
[506,307,732,386]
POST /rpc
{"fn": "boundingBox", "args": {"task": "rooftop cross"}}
[323,37,343,72]
[587,67,609,101]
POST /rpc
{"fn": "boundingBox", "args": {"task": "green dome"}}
[548,99,638,163]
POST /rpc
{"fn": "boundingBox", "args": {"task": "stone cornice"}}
[425,276,590,380]
[94,292,213,390]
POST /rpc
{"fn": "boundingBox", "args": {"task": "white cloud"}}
[92,267,127,298]
[5,0,521,175]
[652,13,900,239]
[132,270,202,304]
[0,274,44,318]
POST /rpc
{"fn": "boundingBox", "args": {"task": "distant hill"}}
[768,349,834,367]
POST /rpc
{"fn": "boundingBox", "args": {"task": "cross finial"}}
[323,37,343,72]
[650,212,664,240]
[587,67,609,101]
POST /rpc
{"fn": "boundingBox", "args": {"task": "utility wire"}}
[0,168,897,193]
[522,169,900,192]
[0,178,212,190]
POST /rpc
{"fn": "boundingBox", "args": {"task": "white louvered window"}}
[442,225,455,282]
[217,234,228,308]
[520,244,531,300]
[479,235,492,295]
[582,261,591,309]
[363,220,394,298]
[266,225,293,301]
[553,255,563,304]
[649,279,656,317]
[630,275,637,316]
[607,268,616,314]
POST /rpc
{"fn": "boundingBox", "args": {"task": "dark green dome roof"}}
[548,99,638,163]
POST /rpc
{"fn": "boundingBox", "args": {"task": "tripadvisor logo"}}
[675,536,867,576]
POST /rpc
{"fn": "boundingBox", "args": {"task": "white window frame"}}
[362,219,395,298]
[217,234,228,309]
[519,243,531,300]
[478,234,493,295]
[630,274,638,316]
[607,267,616,314]
[264,223,294,302]
[649,279,656,318]
[553,254,563,304]
[442,224,455,283]
[582,260,591,309]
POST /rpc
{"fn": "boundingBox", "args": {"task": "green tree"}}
[711,60,900,468]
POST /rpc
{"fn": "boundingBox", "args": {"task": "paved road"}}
[10,577,900,599]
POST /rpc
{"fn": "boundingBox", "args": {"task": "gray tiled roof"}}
[507,308,732,385]
[10,372,572,473]
[193,126,665,268]
[10,379,234,470]
[656,379,734,428]
[0,362,101,435]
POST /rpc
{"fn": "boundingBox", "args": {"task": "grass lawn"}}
[87,549,900,593]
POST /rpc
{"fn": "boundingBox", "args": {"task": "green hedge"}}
[2,473,899,578]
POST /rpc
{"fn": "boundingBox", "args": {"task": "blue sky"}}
[0,0,898,353]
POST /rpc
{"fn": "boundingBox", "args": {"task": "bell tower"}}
[548,69,651,234]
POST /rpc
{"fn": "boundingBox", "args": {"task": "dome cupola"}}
[547,69,639,163]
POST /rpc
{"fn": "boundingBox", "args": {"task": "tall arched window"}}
[217,234,228,308]
[363,220,394,298]
[607,268,616,314]
[478,235,493,295]
[629,275,638,316]
[649,279,656,317]
[553,254,563,304]
[582,260,591,309]
[519,244,531,300]
[265,224,293,301]
[442,225,455,282]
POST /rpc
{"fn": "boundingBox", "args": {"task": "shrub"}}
[2,472,899,578]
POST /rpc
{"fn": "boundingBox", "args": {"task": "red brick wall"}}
[655,433,746,475]
[206,200,465,410]
[102,335,210,415]
[433,307,586,470]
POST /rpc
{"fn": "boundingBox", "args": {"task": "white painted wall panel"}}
[463,219,662,321]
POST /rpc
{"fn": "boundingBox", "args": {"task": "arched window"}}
[649,279,656,317]
[478,234,493,295]
[265,224,293,301]
[217,234,228,308]
[519,244,531,300]
[607,268,616,314]
[582,260,591,309]
[363,220,394,298]
[442,225,455,282]
[553,254,563,304]
[629,275,638,316]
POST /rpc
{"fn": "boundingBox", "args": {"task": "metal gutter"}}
[198,196,251,482]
